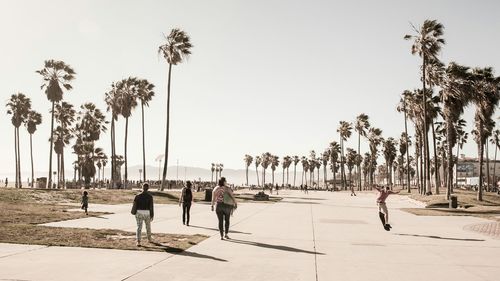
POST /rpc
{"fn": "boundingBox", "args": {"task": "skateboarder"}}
[373,185,399,230]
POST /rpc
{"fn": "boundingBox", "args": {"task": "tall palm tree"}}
[454,119,468,189]
[24,110,42,187]
[105,83,121,189]
[398,132,411,190]
[136,79,155,182]
[158,28,193,190]
[405,20,445,195]
[270,155,280,186]
[117,78,139,188]
[321,150,330,188]
[6,93,31,188]
[282,156,292,186]
[53,101,76,188]
[367,128,383,187]
[346,148,357,190]
[309,151,316,187]
[491,129,500,186]
[329,141,341,190]
[292,156,300,187]
[362,152,371,187]
[397,91,413,192]
[300,156,309,186]
[254,156,261,187]
[383,138,398,187]
[471,67,500,201]
[244,155,253,186]
[261,153,272,188]
[36,60,76,188]
[355,114,370,190]
[337,121,352,190]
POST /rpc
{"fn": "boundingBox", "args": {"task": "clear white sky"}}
[1,0,499,178]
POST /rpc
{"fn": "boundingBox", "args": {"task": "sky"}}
[1,0,500,180]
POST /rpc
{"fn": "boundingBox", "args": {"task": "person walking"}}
[211,177,237,240]
[179,181,194,226]
[373,185,399,230]
[131,183,154,246]
[81,191,89,215]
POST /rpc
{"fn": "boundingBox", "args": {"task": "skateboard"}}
[379,212,391,231]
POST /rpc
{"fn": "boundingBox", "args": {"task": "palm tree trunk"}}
[486,142,490,192]
[47,101,55,189]
[282,167,285,186]
[301,169,304,186]
[293,164,297,187]
[287,167,290,186]
[17,127,22,188]
[30,133,34,187]
[357,132,361,190]
[262,168,266,187]
[421,56,431,195]
[110,118,115,189]
[431,122,439,194]
[478,141,484,201]
[455,144,459,193]
[323,165,327,188]
[14,127,18,188]
[403,99,411,192]
[124,117,129,189]
[255,166,259,187]
[272,170,275,186]
[246,166,249,186]
[141,102,146,182]
[161,63,173,190]
[493,144,498,188]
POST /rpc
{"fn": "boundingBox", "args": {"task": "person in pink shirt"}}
[373,185,400,230]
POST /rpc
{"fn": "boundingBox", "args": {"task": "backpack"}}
[183,188,193,202]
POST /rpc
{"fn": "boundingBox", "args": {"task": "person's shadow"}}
[395,233,485,242]
[145,242,228,262]
[225,239,324,255]
[189,225,252,235]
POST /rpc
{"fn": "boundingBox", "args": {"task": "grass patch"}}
[402,189,500,221]
[0,188,208,252]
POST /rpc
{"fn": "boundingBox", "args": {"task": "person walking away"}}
[131,183,154,246]
[211,177,237,240]
[179,181,194,226]
[81,191,89,215]
[4,178,8,188]
[373,185,399,230]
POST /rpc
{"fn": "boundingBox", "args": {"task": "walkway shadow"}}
[148,242,227,262]
[395,233,485,242]
[283,196,326,201]
[282,201,320,205]
[189,225,252,235]
[226,239,324,255]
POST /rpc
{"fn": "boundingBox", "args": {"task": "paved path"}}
[1,190,499,281]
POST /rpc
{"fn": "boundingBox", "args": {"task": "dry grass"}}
[402,189,500,222]
[0,188,208,252]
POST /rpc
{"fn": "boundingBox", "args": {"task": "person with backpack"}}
[179,181,194,226]
[211,177,237,240]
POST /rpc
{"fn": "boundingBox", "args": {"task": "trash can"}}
[204,188,213,202]
[449,195,458,208]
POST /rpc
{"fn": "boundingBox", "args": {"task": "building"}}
[455,155,500,186]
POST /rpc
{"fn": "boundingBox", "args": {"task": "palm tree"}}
[36,60,76,188]
[491,129,500,186]
[105,83,121,189]
[309,151,316,187]
[292,156,300,187]
[471,67,500,201]
[321,150,330,188]
[454,119,468,189]
[24,110,42,187]
[355,114,370,190]
[261,153,272,189]
[211,163,215,184]
[337,121,352,190]
[346,148,357,190]
[158,28,193,190]
[136,79,155,182]
[244,155,253,186]
[118,78,139,188]
[397,91,413,192]
[398,132,411,191]
[362,152,371,187]
[329,141,341,190]
[383,138,398,187]
[6,93,31,188]
[270,155,280,187]
[405,20,445,196]
[53,101,76,188]
[254,156,261,187]
[367,128,383,187]
[282,156,292,186]
[315,158,321,188]
[300,156,309,186]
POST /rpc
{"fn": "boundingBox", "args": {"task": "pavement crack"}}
[120,255,175,281]
[0,246,49,260]
[310,204,319,281]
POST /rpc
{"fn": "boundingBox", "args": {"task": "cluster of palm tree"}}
[402,19,500,201]
[211,163,224,184]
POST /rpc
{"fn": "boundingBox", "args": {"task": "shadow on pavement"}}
[226,239,325,255]
[189,225,252,235]
[395,233,485,242]
[282,196,327,201]
[148,242,227,262]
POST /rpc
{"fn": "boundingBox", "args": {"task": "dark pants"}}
[182,203,191,225]
[216,203,232,237]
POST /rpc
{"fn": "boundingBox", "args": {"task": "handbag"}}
[223,189,235,206]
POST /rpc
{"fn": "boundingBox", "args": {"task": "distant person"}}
[350,184,357,196]
[81,191,89,215]
[373,185,400,230]
[179,181,194,226]
[5,177,8,188]
[304,184,308,194]
[211,177,237,240]
[131,183,154,246]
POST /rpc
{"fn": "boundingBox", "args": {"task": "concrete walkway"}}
[1,190,499,281]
